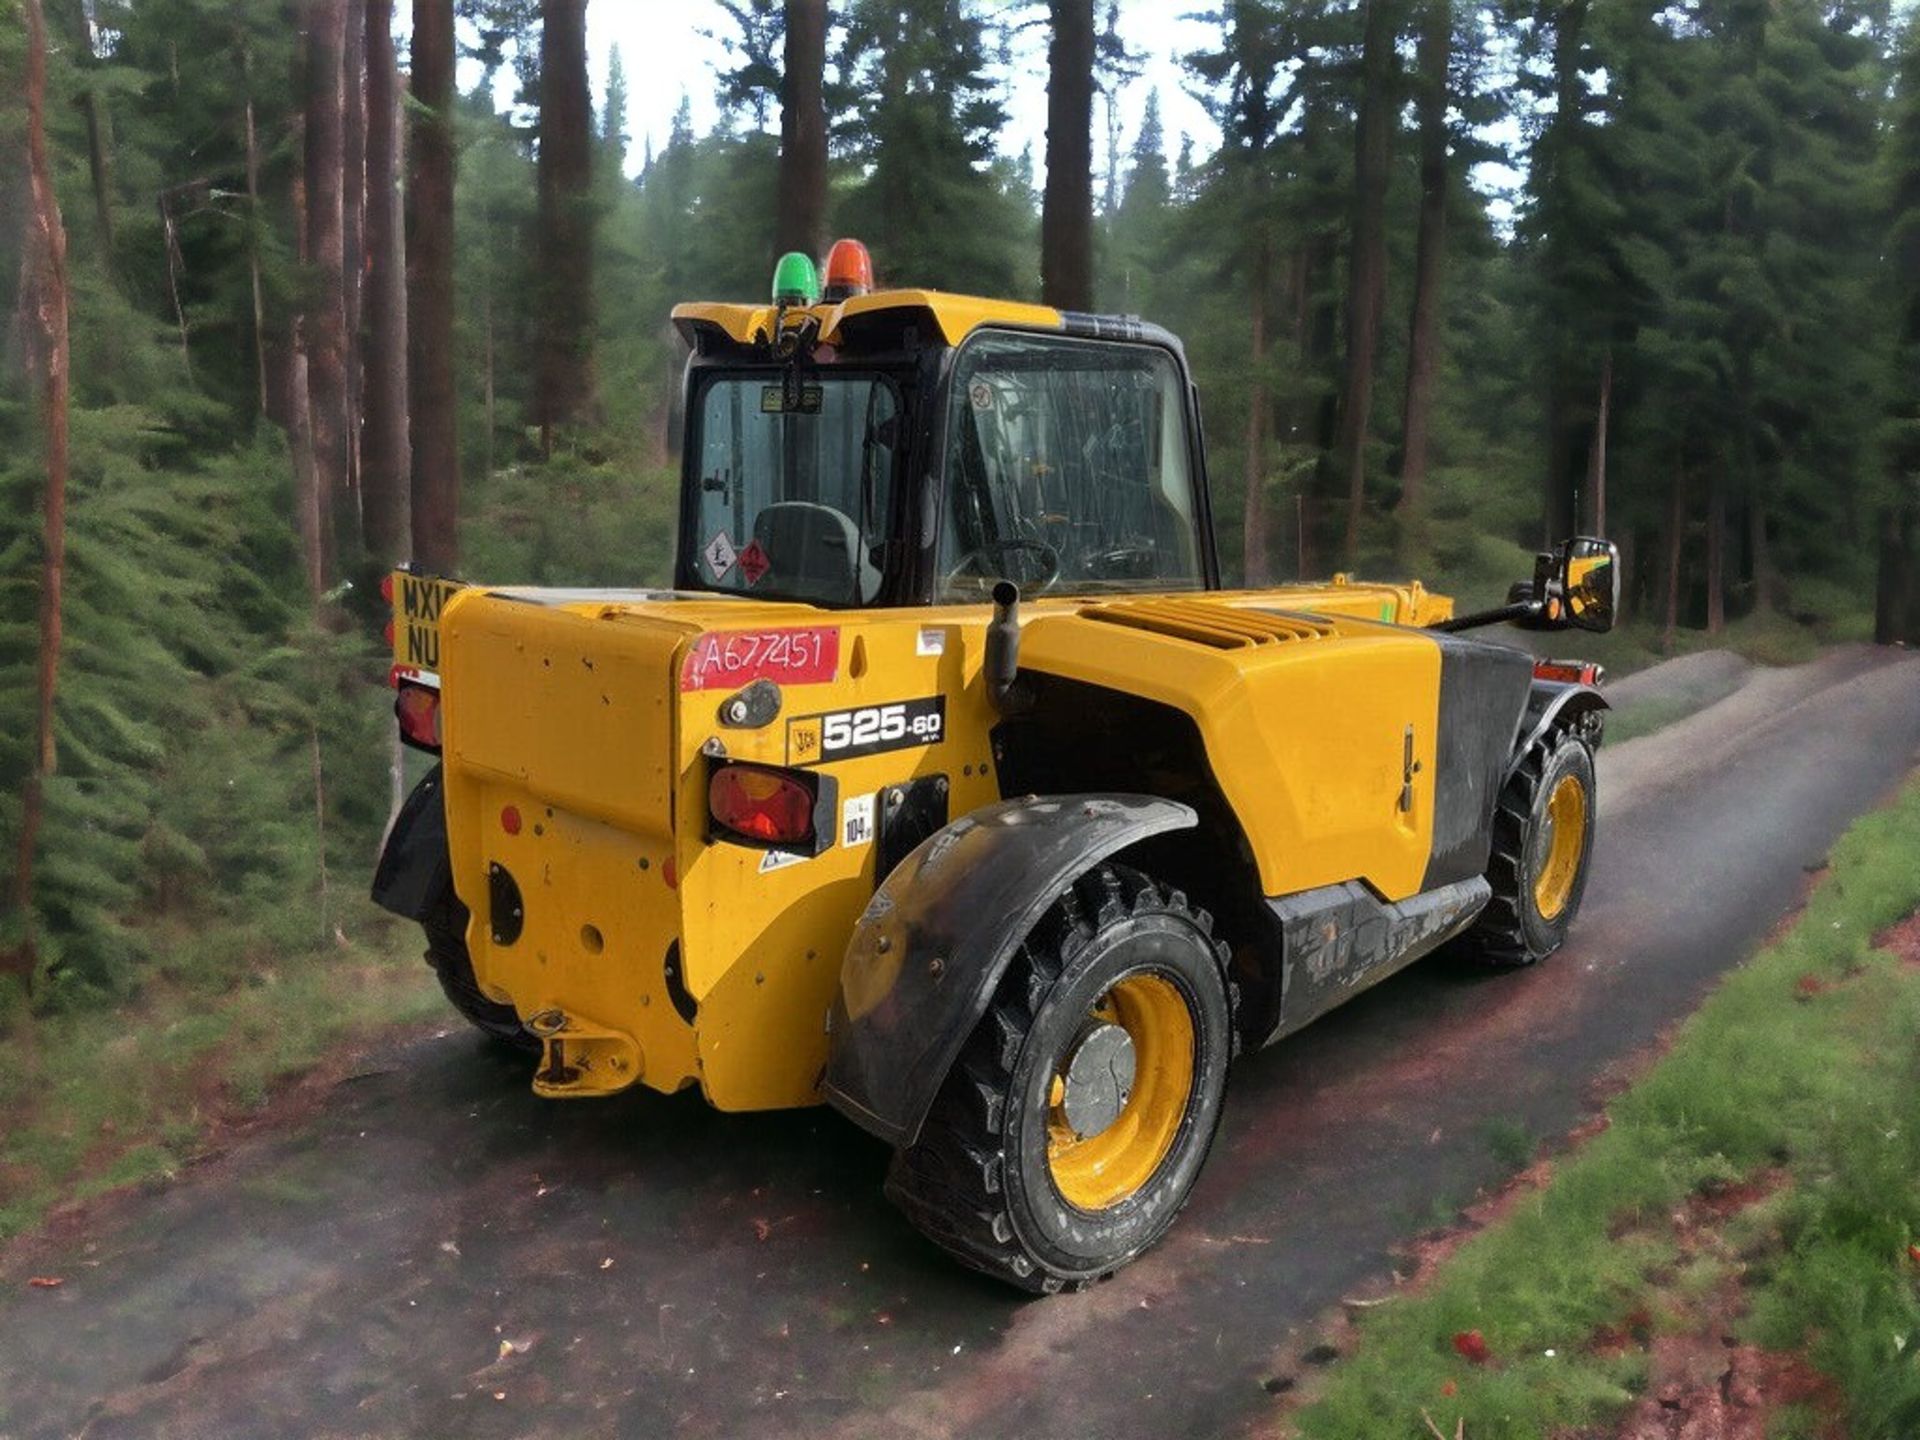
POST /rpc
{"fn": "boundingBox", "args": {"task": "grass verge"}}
[0,908,440,1242]
[1292,776,1920,1439]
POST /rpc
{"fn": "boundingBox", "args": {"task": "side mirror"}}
[1434,534,1620,637]
[1559,536,1619,634]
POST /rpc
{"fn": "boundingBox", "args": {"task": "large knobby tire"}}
[886,864,1234,1295]
[1467,729,1597,965]
[423,887,538,1053]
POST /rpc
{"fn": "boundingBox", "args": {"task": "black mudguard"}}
[823,794,1197,1149]
[370,764,452,922]
[1509,680,1609,778]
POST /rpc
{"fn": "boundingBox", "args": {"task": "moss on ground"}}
[0,909,440,1241]
[1295,777,1920,1439]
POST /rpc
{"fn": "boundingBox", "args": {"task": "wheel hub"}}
[1058,1021,1137,1140]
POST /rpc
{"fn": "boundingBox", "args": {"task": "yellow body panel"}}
[1017,604,1442,900]
[427,574,1465,1114]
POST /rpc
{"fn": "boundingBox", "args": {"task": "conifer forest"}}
[2,0,1919,1017]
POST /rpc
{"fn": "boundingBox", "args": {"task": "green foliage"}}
[835,0,1034,297]
[0,0,396,1008]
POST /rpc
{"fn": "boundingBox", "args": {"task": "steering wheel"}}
[943,539,1061,594]
[1080,543,1161,582]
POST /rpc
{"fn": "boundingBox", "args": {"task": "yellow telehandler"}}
[372,239,1618,1292]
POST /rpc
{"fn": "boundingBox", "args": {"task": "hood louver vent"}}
[1080,599,1334,649]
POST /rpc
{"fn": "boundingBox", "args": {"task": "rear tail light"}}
[1533,659,1603,686]
[395,681,442,753]
[709,763,820,848]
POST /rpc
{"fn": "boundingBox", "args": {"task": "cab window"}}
[691,373,899,605]
[937,332,1203,599]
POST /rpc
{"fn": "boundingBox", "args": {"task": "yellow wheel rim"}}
[1046,972,1195,1212]
[1533,773,1589,921]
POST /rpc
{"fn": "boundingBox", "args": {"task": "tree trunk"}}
[360,0,410,565]
[1586,348,1611,535]
[289,347,326,599]
[80,95,114,277]
[303,0,355,585]
[156,187,194,378]
[1540,0,1591,544]
[1243,242,1271,585]
[1705,466,1726,635]
[535,0,597,448]
[1041,0,1096,312]
[1395,0,1449,546]
[776,0,828,260]
[408,0,459,574]
[1748,499,1772,617]
[1662,462,1685,653]
[8,0,72,992]
[1338,0,1397,564]
[241,52,270,418]
[290,103,327,602]
[1876,506,1912,645]
[342,0,367,510]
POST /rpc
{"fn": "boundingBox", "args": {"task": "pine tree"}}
[409,0,460,572]
[1041,0,1096,310]
[5,0,71,995]
[836,0,1027,295]
[1101,88,1168,315]
[1879,18,1920,643]
[777,0,829,259]
[1185,0,1291,581]
[601,44,630,166]
[1336,0,1403,563]
[534,0,597,445]
[361,0,410,565]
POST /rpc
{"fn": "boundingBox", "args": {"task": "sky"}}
[568,1,1226,179]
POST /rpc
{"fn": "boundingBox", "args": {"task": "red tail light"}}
[709,763,818,847]
[1533,659,1603,686]
[395,682,442,752]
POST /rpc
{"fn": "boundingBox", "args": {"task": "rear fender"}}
[823,794,1198,1149]
[370,765,451,921]
[1508,681,1609,779]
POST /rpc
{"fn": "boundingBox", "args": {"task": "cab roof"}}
[670,289,1181,360]
[671,289,1059,350]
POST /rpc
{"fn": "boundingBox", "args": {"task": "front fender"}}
[370,764,451,921]
[1507,680,1609,779]
[822,794,1197,1149]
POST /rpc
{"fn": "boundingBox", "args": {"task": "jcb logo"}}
[788,720,824,766]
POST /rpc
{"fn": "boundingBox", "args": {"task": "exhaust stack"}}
[985,580,1030,716]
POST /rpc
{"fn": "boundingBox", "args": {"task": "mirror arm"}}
[1430,599,1544,634]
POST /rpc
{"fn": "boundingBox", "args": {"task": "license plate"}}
[391,573,463,678]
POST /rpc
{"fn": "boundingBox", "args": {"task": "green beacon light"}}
[771,251,820,307]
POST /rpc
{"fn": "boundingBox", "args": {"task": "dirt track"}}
[3,646,1918,1440]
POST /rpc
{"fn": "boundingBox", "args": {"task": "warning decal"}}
[737,539,772,587]
[703,530,739,581]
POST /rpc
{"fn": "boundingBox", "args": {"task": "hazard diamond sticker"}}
[737,539,771,587]
[703,530,738,582]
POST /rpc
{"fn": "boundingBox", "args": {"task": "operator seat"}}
[752,501,880,604]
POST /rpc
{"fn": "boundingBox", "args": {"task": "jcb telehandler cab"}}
[373,240,1619,1293]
